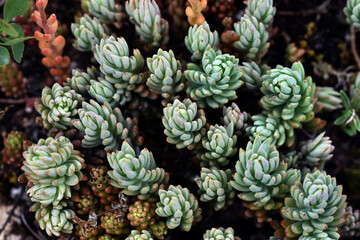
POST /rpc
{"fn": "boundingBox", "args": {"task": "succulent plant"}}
[222,103,251,135]
[156,185,202,231]
[344,0,360,27]
[240,61,269,90]
[195,167,234,211]
[76,194,97,215]
[89,166,120,207]
[107,141,169,199]
[341,206,360,237]
[22,136,84,206]
[162,98,206,150]
[300,132,334,169]
[281,170,347,239]
[1,131,26,167]
[334,90,360,136]
[185,22,219,62]
[85,0,126,23]
[65,66,98,96]
[71,14,110,52]
[30,201,75,237]
[185,48,243,109]
[147,49,184,98]
[314,87,342,112]
[35,83,82,130]
[246,0,276,27]
[0,62,26,98]
[125,0,169,48]
[126,230,153,240]
[149,221,167,239]
[260,62,315,128]
[199,123,237,166]
[89,77,129,107]
[94,36,146,89]
[234,14,269,60]
[203,227,239,240]
[231,136,301,211]
[128,201,156,230]
[76,223,104,240]
[247,113,295,147]
[101,211,130,235]
[73,100,139,151]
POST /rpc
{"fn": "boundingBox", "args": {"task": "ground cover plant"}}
[0,0,360,239]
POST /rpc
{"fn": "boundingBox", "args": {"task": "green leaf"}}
[0,36,34,46]
[0,19,18,37]
[4,0,29,22]
[10,23,25,63]
[340,90,351,109]
[0,46,10,66]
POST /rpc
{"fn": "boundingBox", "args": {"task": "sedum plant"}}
[1,130,26,167]
[147,49,184,99]
[89,77,128,107]
[156,185,202,231]
[300,132,334,169]
[126,230,153,240]
[84,0,126,23]
[128,201,156,230]
[73,100,138,152]
[314,86,342,112]
[71,14,110,52]
[222,102,251,135]
[35,83,82,130]
[234,14,269,60]
[94,36,146,89]
[260,62,315,128]
[281,170,347,239]
[107,141,169,199]
[185,21,219,62]
[125,0,169,49]
[341,206,360,237]
[203,227,240,240]
[344,0,360,27]
[30,201,75,237]
[247,113,295,147]
[185,48,243,109]
[162,98,206,150]
[22,136,84,206]
[239,61,269,90]
[195,167,234,211]
[199,123,237,167]
[246,0,276,27]
[231,136,300,211]
[65,66,98,96]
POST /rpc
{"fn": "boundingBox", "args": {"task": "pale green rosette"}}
[71,14,110,52]
[185,22,219,62]
[185,48,243,109]
[147,49,184,98]
[281,171,347,240]
[231,136,301,211]
[260,62,315,128]
[22,136,84,206]
[125,0,169,48]
[156,185,202,231]
[107,141,168,199]
[162,98,206,150]
[35,83,82,130]
[195,167,234,211]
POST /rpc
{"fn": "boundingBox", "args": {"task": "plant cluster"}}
[1,0,360,239]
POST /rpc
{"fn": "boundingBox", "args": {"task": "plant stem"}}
[351,25,360,70]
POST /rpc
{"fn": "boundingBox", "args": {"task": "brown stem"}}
[351,25,360,70]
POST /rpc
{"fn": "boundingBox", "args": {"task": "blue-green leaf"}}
[0,46,10,66]
[4,0,29,22]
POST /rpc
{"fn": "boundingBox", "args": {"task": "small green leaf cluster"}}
[0,0,33,65]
